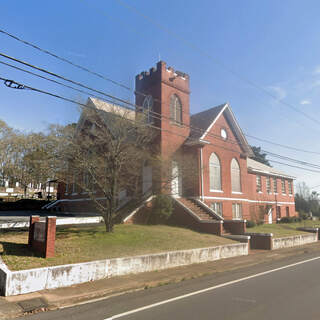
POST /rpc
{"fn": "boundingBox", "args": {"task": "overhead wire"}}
[1,29,320,155]
[114,0,320,126]
[1,56,320,172]
[1,74,320,176]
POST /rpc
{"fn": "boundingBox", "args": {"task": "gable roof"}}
[189,103,226,139]
[247,158,296,179]
[188,103,253,156]
[76,97,135,133]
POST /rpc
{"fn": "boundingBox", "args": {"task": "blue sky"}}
[1,0,320,190]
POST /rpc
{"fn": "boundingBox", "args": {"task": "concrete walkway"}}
[2,241,320,318]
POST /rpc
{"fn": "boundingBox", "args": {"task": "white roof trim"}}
[224,106,253,156]
[199,103,228,140]
[248,167,296,180]
[199,103,252,156]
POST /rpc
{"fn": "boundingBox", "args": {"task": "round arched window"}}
[231,158,241,192]
[209,153,222,191]
[142,95,153,123]
[170,94,182,124]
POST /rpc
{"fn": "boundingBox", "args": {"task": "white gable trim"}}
[199,103,252,156]
[199,103,228,140]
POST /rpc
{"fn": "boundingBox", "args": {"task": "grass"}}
[0,224,235,271]
[247,220,319,238]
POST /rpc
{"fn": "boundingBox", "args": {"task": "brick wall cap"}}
[199,220,223,224]
[297,227,319,231]
[223,235,251,240]
[245,232,273,237]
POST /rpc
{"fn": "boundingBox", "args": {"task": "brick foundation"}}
[223,220,246,235]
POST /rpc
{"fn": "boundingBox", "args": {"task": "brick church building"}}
[56,61,295,227]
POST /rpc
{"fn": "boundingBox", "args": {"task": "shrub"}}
[246,220,256,228]
[298,211,308,220]
[279,216,301,223]
[152,195,173,223]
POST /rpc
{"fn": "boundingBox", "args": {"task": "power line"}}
[1,74,320,177]
[268,160,320,174]
[0,28,131,91]
[2,56,320,173]
[262,150,320,170]
[3,54,320,177]
[245,134,320,156]
[0,60,121,106]
[0,54,252,150]
[2,29,320,155]
[114,0,320,127]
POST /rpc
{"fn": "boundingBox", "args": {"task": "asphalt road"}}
[17,251,320,320]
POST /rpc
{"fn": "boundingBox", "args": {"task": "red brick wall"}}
[201,112,250,219]
[28,216,56,258]
[223,220,246,235]
[247,233,273,250]
[136,61,191,194]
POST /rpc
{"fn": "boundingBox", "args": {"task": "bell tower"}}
[135,61,190,159]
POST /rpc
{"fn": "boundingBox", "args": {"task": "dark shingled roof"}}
[189,103,227,139]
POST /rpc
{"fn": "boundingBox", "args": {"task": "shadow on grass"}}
[56,227,101,239]
[0,241,42,258]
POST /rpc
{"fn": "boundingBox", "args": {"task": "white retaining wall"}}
[0,243,248,296]
[272,233,317,250]
[0,217,103,230]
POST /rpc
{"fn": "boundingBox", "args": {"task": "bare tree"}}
[64,106,154,232]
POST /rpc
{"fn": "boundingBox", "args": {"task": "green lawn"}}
[0,224,235,271]
[247,221,317,238]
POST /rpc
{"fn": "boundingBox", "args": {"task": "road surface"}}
[17,250,320,320]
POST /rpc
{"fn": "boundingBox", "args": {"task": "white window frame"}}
[231,158,241,193]
[211,202,223,217]
[170,94,182,124]
[209,153,222,192]
[232,203,243,220]
[143,95,154,124]
[273,177,278,194]
[256,175,262,192]
[266,176,271,194]
[281,179,286,195]
[288,181,293,195]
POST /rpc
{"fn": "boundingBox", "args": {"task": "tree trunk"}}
[103,204,114,233]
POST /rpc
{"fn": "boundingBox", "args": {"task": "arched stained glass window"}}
[209,153,221,191]
[170,94,182,124]
[142,95,154,123]
[231,158,241,192]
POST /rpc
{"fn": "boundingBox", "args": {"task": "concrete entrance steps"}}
[178,198,217,221]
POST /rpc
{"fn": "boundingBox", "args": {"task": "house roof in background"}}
[247,158,296,179]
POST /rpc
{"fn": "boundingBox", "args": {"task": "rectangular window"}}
[256,175,262,192]
[286,207,289,217]
[266,177,271,194]
[232,203,243,219]
[288,181,293,195]
[281,179,286,194]
[211,202,223,217]
[273,178,277,194]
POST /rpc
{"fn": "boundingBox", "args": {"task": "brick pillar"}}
[45,216,56,258]
[28,215,40,246]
